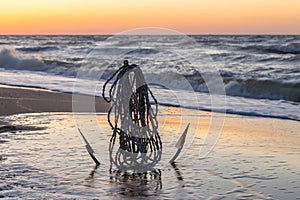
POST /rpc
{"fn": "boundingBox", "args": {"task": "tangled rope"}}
[103,60,162,171]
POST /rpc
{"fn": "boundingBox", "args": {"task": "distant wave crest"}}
[241,43,300,54]
[16,46,59,52]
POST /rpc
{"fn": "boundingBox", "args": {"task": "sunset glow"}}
[1,0,299,34]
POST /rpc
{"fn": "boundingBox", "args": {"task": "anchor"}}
[78,60,189,171]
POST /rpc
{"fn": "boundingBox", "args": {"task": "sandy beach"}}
[0,84,299,199]
[0,84,110,117]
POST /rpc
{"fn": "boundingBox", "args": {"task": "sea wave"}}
[224,78,300,102]
[240,43,300,54]
[127,48,160,55]
[0,48,50,71]
[145,71,300,103]
[0,48,74,76]
[186,74,300,102]
[16,46,59,52]
[1,47,299,103]
[193,76,300,104]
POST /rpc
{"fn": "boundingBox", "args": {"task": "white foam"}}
[0,69,299,121]
[0,48,50,71]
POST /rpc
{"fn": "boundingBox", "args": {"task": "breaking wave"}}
[142,71,300,103]
[224,78,300,102]
[1,47,299,104]
[0,48,71,75]
[0,48,50,71]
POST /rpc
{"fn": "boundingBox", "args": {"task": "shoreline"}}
[1,83,299,122]
[1,83,299,139]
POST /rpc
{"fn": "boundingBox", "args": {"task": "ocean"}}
[0,35,299,121]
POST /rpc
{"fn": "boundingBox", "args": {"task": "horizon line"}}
[0,33,299,36]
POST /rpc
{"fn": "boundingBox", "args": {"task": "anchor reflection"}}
[109,169,162,197]
[86,162,184,197]
[171,162,184,182]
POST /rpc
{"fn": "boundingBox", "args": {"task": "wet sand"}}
[0,84,110,132]
[0,84,299,199]
[0,84,110,116]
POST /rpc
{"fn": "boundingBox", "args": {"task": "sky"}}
[0,0,299,35]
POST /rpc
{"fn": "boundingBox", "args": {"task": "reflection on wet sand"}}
[1,112,299,199]
[85,162,185,197]
[109,169,162,197]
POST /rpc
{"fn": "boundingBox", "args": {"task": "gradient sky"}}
[0,0,299,34]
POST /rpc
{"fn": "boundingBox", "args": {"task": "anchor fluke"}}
[78,128,100,166]
[169,123,190,164]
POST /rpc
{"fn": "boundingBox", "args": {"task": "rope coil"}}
[103,60,162,171]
